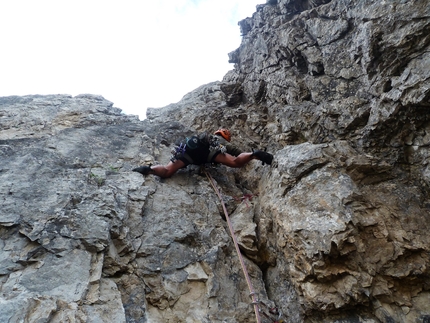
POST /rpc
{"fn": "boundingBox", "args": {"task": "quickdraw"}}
[234,193,258,208]
[208,135,227,154]
[170,143,187,162]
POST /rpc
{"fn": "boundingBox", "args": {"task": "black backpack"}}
[186,132,212,150]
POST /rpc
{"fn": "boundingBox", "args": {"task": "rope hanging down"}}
[204,169,262,323]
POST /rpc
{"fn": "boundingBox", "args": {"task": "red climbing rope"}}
[204,169,262,323]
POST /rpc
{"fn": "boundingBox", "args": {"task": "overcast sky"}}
[0,1,259,119]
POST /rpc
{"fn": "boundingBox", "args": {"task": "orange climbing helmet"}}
[214,128,231,142]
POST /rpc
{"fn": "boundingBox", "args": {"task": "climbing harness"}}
[207,134,227,161]
[170,143,187,162]
[204,168,262,323]
[171,133,228,164]
[204,168,284,323]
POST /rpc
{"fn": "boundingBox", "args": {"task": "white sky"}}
[0,0,260,119]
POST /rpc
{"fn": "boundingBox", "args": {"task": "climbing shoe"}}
[132,166,152,175]
[252,149,274,165]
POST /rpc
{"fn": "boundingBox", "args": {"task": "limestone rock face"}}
[1,0,429,322]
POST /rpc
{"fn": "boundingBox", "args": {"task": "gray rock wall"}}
[1,0,429,322]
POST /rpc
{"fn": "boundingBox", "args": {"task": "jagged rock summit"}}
[1,0,429,322]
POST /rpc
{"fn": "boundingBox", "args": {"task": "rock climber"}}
[132,128,273,179]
